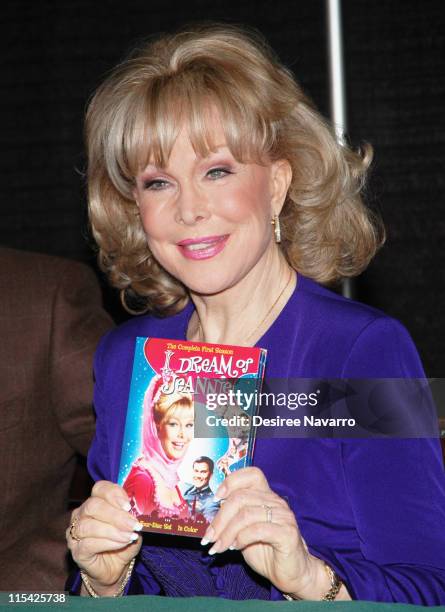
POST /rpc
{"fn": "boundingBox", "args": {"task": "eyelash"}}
[143,179,169,191]
[167,421,194,427]
[142,167,233,190]
[206,166,233,179]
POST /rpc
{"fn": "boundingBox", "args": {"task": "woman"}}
[122,376,193,520]
[67,24,445,602]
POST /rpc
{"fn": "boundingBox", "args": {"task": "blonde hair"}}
[86,23,384,315]
[153,392,193,427]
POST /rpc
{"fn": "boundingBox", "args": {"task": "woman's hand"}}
[66,481,142,596]
[201,467,336,599]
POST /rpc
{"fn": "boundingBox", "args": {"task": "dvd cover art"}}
[117,337,267,538]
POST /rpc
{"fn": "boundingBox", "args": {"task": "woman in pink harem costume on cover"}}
[123,376,193,520]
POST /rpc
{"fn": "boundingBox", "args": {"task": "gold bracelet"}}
[282,562,343,601]
[80,558,136,598]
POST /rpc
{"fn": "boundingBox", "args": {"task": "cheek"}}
[159,425,171,443]
[223,174,272,225]
[225,191,265,223]
[139,204,171,242]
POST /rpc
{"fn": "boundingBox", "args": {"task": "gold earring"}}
[271,215,281,243]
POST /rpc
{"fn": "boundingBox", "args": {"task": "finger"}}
[70,516,140,546]
[215,466,270,500]
[203,489,285,544]
[70,534,141,564]
[233,522,302,555]
[69,507,80,524]
[79,496,142,534]
[91,480,131,511]
[207,501,296,554]
[235,523,307,593]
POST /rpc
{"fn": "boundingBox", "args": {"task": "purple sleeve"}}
[321,318,445,604]
[67,336,162,597]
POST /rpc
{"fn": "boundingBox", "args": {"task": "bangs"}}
[164,399,194,421]
[110,67,276,192]
[88,25,379,311]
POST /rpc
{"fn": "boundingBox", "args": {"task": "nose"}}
[174,181,210,226]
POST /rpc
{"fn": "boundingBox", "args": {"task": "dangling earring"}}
[271,214,281,243]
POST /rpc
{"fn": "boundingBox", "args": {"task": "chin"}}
[182,273,240,296]
[165,448,183,460]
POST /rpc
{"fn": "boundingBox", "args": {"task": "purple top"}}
[72,275,445,604]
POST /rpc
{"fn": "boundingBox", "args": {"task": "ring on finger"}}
[262,504,273,523]
[69,516,81,542]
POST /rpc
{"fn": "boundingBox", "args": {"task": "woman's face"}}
[133,116,291,295]
[158,406,194,460]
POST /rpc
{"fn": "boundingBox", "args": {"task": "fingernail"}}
[229,545,237,550]
[119,499,131,512]
[208,541,220,555]
[125,518,140,530]
[129,532,139,542]
[200,538,209,546]
[120,531,135,543]
[133,522,143,531]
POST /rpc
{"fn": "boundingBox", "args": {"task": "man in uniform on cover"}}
[182,456,219,522]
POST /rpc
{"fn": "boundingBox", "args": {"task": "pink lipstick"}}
[177,235,229,260]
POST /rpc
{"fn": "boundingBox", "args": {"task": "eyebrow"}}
[142,145,232,172]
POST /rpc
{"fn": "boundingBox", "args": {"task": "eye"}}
[143,178,170,191]
[206,167,233,180]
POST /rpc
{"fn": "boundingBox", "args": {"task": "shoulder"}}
[124,462,155,487]
[94,304,192,381]
[297,274,387,329]
[0,248,108,334]
[0,247,102,309]
[123,464,156,510]
[181,483,194,496]
[0,247,96,285]
[293,275,425,377]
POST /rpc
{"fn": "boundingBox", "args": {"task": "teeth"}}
[185,242,214,251]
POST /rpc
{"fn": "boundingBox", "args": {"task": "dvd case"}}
[117,337,267,538]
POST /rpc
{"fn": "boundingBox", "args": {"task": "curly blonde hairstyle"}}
[86,23,384,315]
[153,392,194,428]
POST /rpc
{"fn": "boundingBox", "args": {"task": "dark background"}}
[1,0,444,375]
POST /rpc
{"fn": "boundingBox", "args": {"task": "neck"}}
[187,245,296,346]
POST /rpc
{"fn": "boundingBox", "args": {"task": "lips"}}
[177,235,229,260]
[172,442,185,449]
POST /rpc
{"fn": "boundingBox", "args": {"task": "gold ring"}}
[69,516,81,542]
[262,504,273,523]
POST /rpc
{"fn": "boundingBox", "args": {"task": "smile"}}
[177,235,229,260]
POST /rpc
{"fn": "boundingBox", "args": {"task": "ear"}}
[270,159,292,216]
